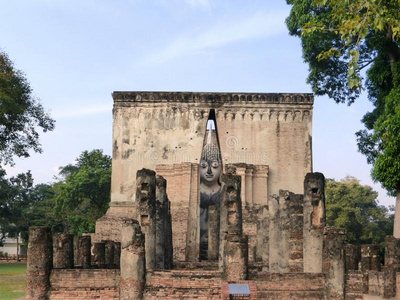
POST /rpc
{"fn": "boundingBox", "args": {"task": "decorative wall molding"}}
[113,91,314,105]
[114,107,312,123]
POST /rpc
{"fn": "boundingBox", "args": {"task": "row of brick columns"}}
[26,227,122,300]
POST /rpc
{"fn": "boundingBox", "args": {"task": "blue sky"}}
[0,0,394,206]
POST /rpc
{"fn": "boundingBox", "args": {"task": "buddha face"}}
[200,159,222,186]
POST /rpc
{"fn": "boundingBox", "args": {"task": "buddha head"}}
[200,129,222,188]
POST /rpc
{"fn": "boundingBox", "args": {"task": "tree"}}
[0,50,55,166]
[286,0,400,236]
[0,171,61,249]
[326,176,393,246]
[55,149,111,235]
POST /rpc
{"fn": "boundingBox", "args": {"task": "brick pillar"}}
[360,244,381,293]
[224,232,248,280]
[219,173,242,270]
[303,172,325,273]
[345,244,360,272]
[53,233,73,269]
[155,175,167,269]
[165,198,173,269]
[26,226,52,300]
[208,205,220,261]
[92,242,106,268]
[135,168,156,270]
[384,236,400,298]
[289,193,304,273]
[105,240,115,269]
[323,227,346,300]
[114,242,121,268]
[73,235,91,269]
[120,220,146,300]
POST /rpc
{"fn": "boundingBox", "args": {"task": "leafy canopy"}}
[326,176,393,246]
[0,170,58,246]
[286,0,400,195]
[55,149,111,235]
[300,0,400,89]
[0,50,55,165]
[0,149,112,245]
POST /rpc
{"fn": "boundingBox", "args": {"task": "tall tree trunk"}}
[393,185,400,238]
[386,27,399,75]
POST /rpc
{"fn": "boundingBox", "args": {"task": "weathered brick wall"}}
[94,215,136,243]
[156,163,198,262]
[345,270,363,300]
[254,273,327,300]
[49,269,120,300]
[368,271,384,296]
[144,269,222,299]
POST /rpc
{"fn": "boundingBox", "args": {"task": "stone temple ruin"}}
[26,92,400,299]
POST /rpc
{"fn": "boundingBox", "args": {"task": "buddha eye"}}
[201,163,207,168]
[211,161,219,168]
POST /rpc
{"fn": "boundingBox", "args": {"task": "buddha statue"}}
[199,128,222,260]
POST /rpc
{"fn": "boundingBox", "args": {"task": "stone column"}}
[220,173,248,278]
[252,165,269,205]
[323,227,346,300]
[135,168,156,270]
[185,163,200,262]
[120,220,146,300]
[303,172,325,273]
[53,233,73,269]
[289,194,304,273]
[361,244,381,293]
[73,236,91,269]
[92,242,105,268]
[345,244,360,272]
[155,175,167,269]
[105,240,115,269]
[26,226,52,300]
[208,205,220,261]
[233,164,246,207]
[245,166,254,205]
[268,194,280,272]
[256,205,269,270]
[224,232,248,280]
[165,199,173,269]
[278,190,291,273]
[384,236,400,298]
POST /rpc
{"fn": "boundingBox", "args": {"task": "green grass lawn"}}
[0,262,26,300]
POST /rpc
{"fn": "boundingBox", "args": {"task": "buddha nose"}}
[207,165,212,175]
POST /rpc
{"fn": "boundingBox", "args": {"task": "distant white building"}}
[0,234,26,256]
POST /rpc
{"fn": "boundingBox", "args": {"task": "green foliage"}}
[299,0,400,89]
[286,0,361,104]
[326,176,393,246]
[55,149,111,235]
[0,50,55,165]
[0,149,111,245]
[286,0,400,197]
[0,170,58,245]
[372,84,400,193]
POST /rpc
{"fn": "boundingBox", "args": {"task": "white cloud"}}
[145,11,287,64]
[52,102,112,119]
